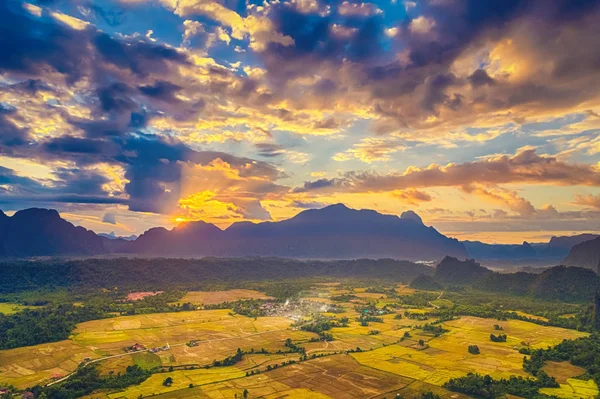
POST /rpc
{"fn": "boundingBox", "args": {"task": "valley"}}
[0,273,597,399]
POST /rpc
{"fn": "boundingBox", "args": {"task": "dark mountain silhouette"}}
[463,240,537,260]
[0,208,105,257]
[463,234,600,261]
[98,232,137,241]
[563,236,600,272]
[0,205,466,259]
[128,204,467,260]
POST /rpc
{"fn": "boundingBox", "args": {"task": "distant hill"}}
[547,234,599,255]
[462,234,600,261]
[463,241,537,260]
[563,236,600,272]
[127,204,467,261]
[0,209,105,257]
[98,232,137,241]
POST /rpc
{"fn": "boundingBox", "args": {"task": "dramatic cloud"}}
[2,0,600,240]
[297,148,600,193]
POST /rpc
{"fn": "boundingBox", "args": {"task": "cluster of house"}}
[120,291,164,302]
[260,299,338,321]
[126,343,146,352]
[149,343,170,353]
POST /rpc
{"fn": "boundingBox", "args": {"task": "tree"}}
[418,340,425,346]
[468,345,480,354]
[163,377,173,386]
[243,389,249,398]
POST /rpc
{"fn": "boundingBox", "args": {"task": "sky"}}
[1,0,600,244]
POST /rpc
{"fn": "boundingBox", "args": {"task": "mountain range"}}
[0,205,598,268]
[117,204,467,260]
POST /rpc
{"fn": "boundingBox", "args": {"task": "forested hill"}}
[0,257,433,293]
[427,256,600,303]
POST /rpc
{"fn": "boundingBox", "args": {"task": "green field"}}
[0,302,37,315]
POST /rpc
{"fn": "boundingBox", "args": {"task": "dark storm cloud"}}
[93,32,187,78]
[139,81,182,102]
[293,178,340,193]
[0,2,90,81]
[255,143,285,158]
[97,82,137,113]
[260,5,387,80]
[0,104,29,149]
[468,69,496,88]
[0,166,41,191]
[0,165,126,205]
[0,2,188,84]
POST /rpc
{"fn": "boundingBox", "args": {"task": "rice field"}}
[179,290,273,305]
[0,284,592,398]
[540,378,599,399]
[351,316,588,386]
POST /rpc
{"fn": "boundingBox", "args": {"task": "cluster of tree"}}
[364,286,399,298]
[421,323,448,337]
[211,348,245,367]
[297,315,347,333]
[490,333,507,342]
[0,304,106,349]
[232,299,268,318]
[34,365,151,399]
[284,338,305,354]
[399,292,439,307]
[357,314,383,326]
[309,332,334,342]
[261,282,310,301]
[331,294,358,302]
[443,372,558,399]
[404,311,429,321]
[523,334,600,387]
